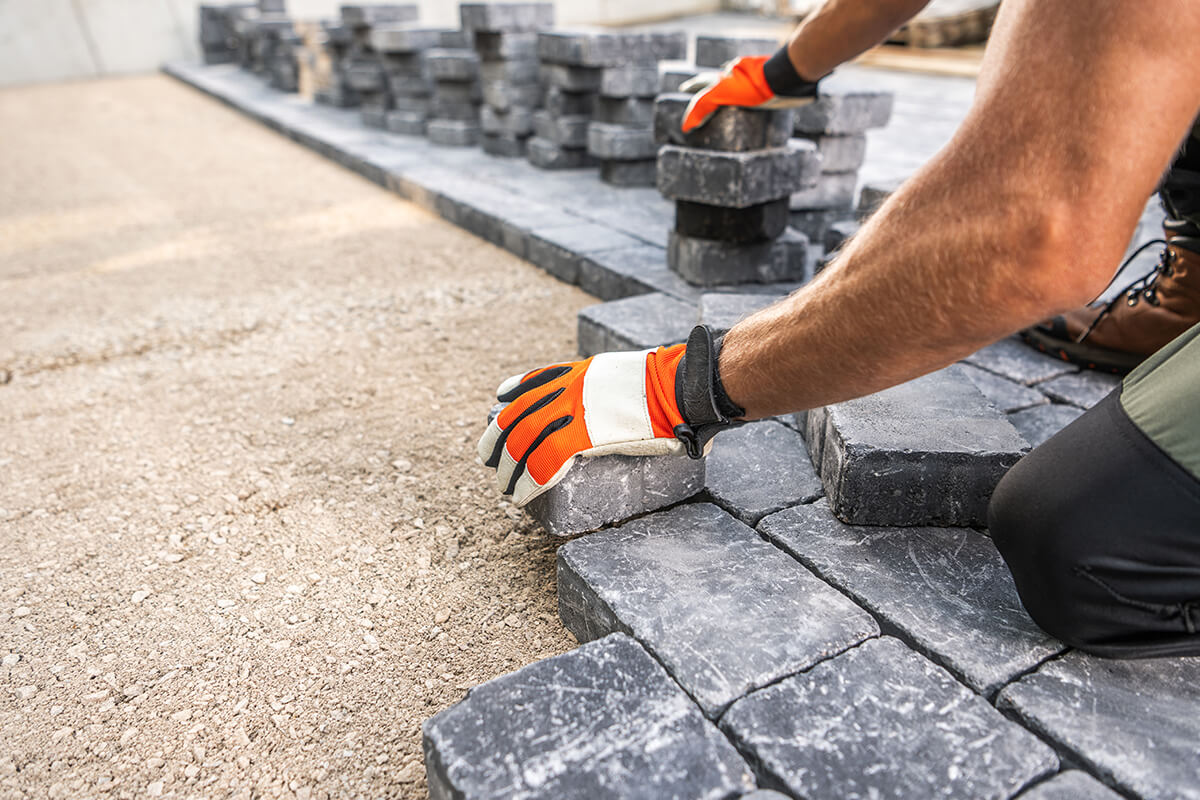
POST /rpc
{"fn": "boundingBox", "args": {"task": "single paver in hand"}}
[654,94,793,153]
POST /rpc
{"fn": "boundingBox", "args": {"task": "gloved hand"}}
[680,47,820,133]
[477,326,744,507]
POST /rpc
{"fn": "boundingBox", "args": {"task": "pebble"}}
[83,689,109,702]
[217,599,235,609]
[171,708,193,723]
[2,653,19,667]
[15,685,37,700]
[122,684,144,698]
[119,727,137,745]
[356,618,374,629]
[131,590,150,604]
[434,608,451,624]
[12,606,31,618]
[281,417,295,426]
[184,764,200,778]
[251,573,267,584]
[164,553,185,563]
[391,459,412,472]
[147,757,166,769]
[147,781,164,797]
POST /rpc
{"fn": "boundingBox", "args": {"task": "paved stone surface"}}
[527,136,595,169]
[386,109,427,135]
[696,292,777,337]
[558,503,878,717]
[526,222,642,285]
[598,159,656,187]
[576,292,695,356]
[423,633,755,800]
[961,363,1049,413]
[704,421,823,525]
[587,123,656,160]
[658,143,819,208]
[964,337,1079,385]
[1037,371,1121,409]
[668,228,812,286]
[694,35,781,68]
[759,501,1064,695]
[789,171,858,211]
[576,245,674,301]
[480,132,526,157]
[675,199,789,243]
[999,652,1200,800]
[655,94,792,153]
[809,365,1029,526]
[797,132,868,173]
[427,119,481,147]
[458,2,555,34]
[723,637,1057,799]
[1016,772,1125,800]
[1007,404,1085,449]
[792,90,895,135]
[526,452,706,537]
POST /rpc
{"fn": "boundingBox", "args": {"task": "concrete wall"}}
[0,0,719,88]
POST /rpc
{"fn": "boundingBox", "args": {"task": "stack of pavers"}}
[368,24,447,136]
[423,16,486,148]
[528,28,615,169]
[264,23,302,91]
[313,19,358,107]
[199,4,253,64]
[340,4,420,129]
[245,1,292,79]
[464,3,555,158]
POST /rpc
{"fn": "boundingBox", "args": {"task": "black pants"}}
[989,391,1200,658]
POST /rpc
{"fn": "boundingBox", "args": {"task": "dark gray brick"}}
[369,25,446,53]
[586,123,656,160]
[458,2,554,33]
[796,132,868,172]
[660,64,698,93]
[423,633,755,800]
[1006,404,1084,448]
[426,119,481,147]
[531,110,589,147]
[722,637,1057,800]
[964,337,1079,385]
[387,73,434,96]
[430,95,480,120]
[576,292,695,356]
[1015,772,1125,800]
[527,453,706,537]
[694,35,780,68]
[654,93,792,153]
[1037,371,1121,409]
[675,199,789,243]
[592,96,655,126]
[480,132,526,157]
[543,85,595,116]
[577,246,680,301]
[599,65,659,98]
[360,105,388,128]
[379,51,427,76]
[821,217,859,254]
[760,501,1064,695]
[340,4,418,28]
[789,171,857,211]
[857,177,903,217]
[705,420,822,525]
[479,56,538,84]
[789,206,852,245]
[809,364,1029,527]
[998,652,1200,800]
[526,222,642,285]
[526,136,596,169]
[540,62,602,92]
[792,91,895,135]
[345,63,384,91]
[480,79,543,111]
[472,30,538,61]
[961,363,1048,413]
[696,293,777,339]
[537,30,686,67]
[390,93,431,113]
[598,158,656,187]
[479,104,533,135]
[657,143,819,208]
[558,503,877,717]
[385,109,426,135]
[437,29,470,48]
[668,228,812,287]
[425,48,480,82]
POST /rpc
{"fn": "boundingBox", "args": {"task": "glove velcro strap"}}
[763,45,821,99]
[674,325,746,459]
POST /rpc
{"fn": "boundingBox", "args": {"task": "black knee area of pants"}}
[989,390,1200,658]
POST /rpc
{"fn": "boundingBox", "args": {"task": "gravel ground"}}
[0,75,590,799]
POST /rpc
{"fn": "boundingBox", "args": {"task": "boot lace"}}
[1078,238,1172,342]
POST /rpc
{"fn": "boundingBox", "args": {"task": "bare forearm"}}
[787,0,931,80]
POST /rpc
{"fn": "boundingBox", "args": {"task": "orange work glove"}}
[477,326,744,507]
[680,47,821,133]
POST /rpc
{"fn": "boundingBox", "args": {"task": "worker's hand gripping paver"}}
[680,55,818,134]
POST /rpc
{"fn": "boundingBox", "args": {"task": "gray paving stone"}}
[696,292,777,337]
[526,222,642,285]
[558,503,878,717]
[598,158,656,187]
[387,73,434,96]
[676,199,790,243]
[531,111,589,147]
[964,336,1079,385]
[593,96,655,127]
[390,93,431,113]
[668,228,812,287]
[660,64,698,93]
[586,123,656,160]
[479,104,533,136]
[657,143,819,208]
[479,57,538,85]
[480,132,526,157]
[537,30,686,67]
[473,31,538,61]
[1006,404,1084,449]
[789,206,852,245]
[426,119,481,147]
[430,96,480,121]
[998,651,1200,800]
[759,501,1064,695]
[527,452,706,537]
[539,63,602,93]
[458,2,554,34]
[704,420,823,525]
[542,86,595,117]
[599,65,659,98]
[961,363,1048,413]
[654,94,793,153]
[345,63,385,91]
[385,109,426,135]
[740,793,791,800]
[792,91,895,135]
[789,171,858,211]
[576,246,688,301]
[722,637,1058,800]
[1037,371,1121,409]
[526,136,596,169]
[360,105,388,128]
[340,4,418,28]
[369,25,446,53]
[810,364,1029,526]
[1015,772,1125,800]
[480,79,543,111]
[576,292,695,356]
[857,177,904,217]
[797,132,868,173]
[821,217,860,254]
[437,29,470,48]
[423,633,755,800]
[694,35,780,68]
[425,48,479,82]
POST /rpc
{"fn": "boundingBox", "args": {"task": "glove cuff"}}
[673,325,746,459]
[762,45,821,98]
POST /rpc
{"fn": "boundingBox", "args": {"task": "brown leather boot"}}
[1022,234,1200,373]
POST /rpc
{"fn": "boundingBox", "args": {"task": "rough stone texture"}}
[599,65,659,98]
[657,143,820,208]
[790,206,852,245]
[426,119,481,147]
[542,86,595,117]
[525,223,642,285]
[360,105,388,129]
[809,364,1030,526]
[526,136,596,170]
[1016,772,1126,800]
[1007,404,1084,448]
[540,63,603,93]
[675,199,790,243]
[740,793,792,800]
[822,218,860,254]
[586,123,656,161]
[480,104,534,136]
[423,633,755,800]
[660,64,699,93]
[704,421,823,525]
[576,292,696,356]
[1037,371,1121,409]
[429,96,480,121]
[654,94,792,153]
[480,79,543,111]
[425,49,480,82]
[598,159,656,187]
[340,4,418,28]
[999,652,1200,800]
[369,25,446,53]
[722,637,1058,800]
[345,63,385,92]
[857,177,903,217]
[789,171,858,211]
[479,57,539,85]
[531,111,589,148]
[961,363,1048,413]
[668,228,812,287]
[759,501,1064,695]
[696,292,777,338]
[964,337,1080,385]
[537,30,687,67]
[557,503,878,717]
[694,35,781,69]
[385,109,427,135]
[458,2,555,34]
[526,453,706,537]
[797,132,868,173]
[473,30,538,61]
[593,96,655,127]
[792,91,895,135]
[577,246,687,302]
[391,93,431,113]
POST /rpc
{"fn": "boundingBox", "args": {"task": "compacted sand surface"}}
[0,75,590,799]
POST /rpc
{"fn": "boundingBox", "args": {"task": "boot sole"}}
[1019,328,1144,375]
